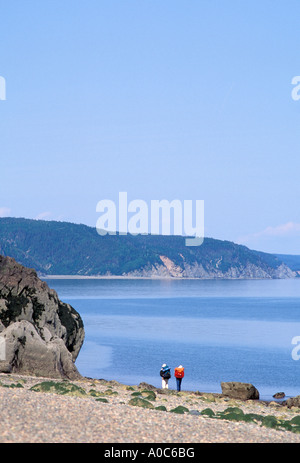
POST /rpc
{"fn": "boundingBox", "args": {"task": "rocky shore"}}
[1,255,300,443]
[1,373,300,443]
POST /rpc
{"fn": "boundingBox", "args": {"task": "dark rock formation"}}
[221,381,260,400]
[284,395,300,408]
[0,255,84,379]
[273,392,285,399]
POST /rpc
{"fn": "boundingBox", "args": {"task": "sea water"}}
[43,278,300,401]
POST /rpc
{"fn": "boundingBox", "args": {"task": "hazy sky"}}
[1,1,300,254]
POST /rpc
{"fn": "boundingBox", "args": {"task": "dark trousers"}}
[176,377,182,391]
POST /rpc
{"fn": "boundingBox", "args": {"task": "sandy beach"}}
[1,373,300,444]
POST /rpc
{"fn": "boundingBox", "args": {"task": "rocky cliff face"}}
[0,255,84,379]
[0,217,297,279]
[126,255,296,279]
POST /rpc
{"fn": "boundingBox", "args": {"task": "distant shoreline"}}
[41,275,184,280]
[40,275,281,280]
[40,275,299,281]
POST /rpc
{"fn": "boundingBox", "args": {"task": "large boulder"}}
[0,255,84,379]
[221,381,259,400]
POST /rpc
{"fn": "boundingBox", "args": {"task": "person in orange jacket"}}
[174,365,184,391]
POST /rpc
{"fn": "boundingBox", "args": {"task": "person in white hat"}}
[160,363,171,389]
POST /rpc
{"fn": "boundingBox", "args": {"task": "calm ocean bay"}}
[44,278,300,401]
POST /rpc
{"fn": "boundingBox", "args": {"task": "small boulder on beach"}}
[221,381,260,401]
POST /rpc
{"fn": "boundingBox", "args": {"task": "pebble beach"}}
[1,373,300,444]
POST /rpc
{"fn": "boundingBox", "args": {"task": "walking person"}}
[160,363,171,389]
[174,365,184,391]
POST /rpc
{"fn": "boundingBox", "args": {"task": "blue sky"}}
[1,0,300,254]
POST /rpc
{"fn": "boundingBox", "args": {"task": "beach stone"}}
[202,393,216,403]
[189,410,201,416]
[221,382,260,400]
[138,382,157,391]
[273,392,285,399]
[268,401,281,407]
[285,396,300,409]
[0,255,84,379]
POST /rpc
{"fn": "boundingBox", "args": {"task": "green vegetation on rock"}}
[140,390,156,401]
[170,406,189,414]
[291,426,300,434]
[0,382,24,388]
[261,415,280,429]
[217,412,253,423]
[197,405,300,434]
[89,389,106,397]
[128,397,155,409]
[132,390,156,401]
[222,407,244,415]
[200,408,215,417]
[290,416,300,426]
[30,381,87,397]
[155,405,167,412]
[244,413,264,423]
[104,388,118,396]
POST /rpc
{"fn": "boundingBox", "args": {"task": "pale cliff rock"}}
[126,256,296,279]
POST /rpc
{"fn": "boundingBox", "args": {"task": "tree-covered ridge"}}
[0,217,295,278]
